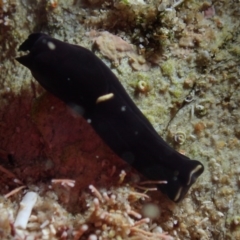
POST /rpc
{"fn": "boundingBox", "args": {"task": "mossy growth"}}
[160,59,175,77]
[118,0,130,6]
[169,84,184,99]
[227,215,240,231]
[144,113,155,125]
[229,45,240,58]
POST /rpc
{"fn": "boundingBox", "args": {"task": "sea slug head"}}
[18,33,48,52]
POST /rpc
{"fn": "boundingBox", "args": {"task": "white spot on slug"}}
[47,41,56,50]
[121,106,126,111]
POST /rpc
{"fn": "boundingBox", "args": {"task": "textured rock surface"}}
[0,0,240,239]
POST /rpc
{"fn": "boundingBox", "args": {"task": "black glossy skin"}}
[16,33,204,202]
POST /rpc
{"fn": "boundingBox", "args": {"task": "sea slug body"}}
[16,33,204,202]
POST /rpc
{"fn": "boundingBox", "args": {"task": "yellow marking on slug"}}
[96,93,114,104]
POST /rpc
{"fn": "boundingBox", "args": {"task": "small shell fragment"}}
[14,191,38,229]
[174,131,186,145]
[136,80,149,93]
